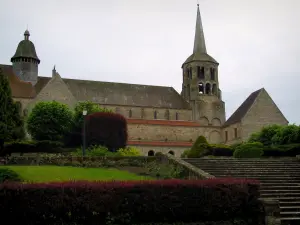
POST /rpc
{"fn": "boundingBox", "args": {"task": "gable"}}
[223,89,261,127]
[30,73,76,108]
[36,76,191,109]
[243,88,288,125]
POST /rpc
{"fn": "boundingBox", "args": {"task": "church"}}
[0,5,288,156]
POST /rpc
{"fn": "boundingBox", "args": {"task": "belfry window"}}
[197,66,205,79]
[189,67,192,79]
[205,83,211,95]
[210,68,215,80]
[198,83,204,94]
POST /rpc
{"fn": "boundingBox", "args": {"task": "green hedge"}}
[0,179,263,225]
[233,142,264,158]
[0,140,73,156]
[0,168,22,183]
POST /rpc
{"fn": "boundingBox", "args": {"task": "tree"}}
[271,124,300,145]
[27,101,74,142]
[248,125,281,146]
[185,136,211,158]
[64,101,112,147]
[85,112,128,151]
[0,68,24,151]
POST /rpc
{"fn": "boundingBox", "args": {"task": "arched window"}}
[165,110,170,120]
[175,112,179,120]
[154,110,157,119]
[129,109,132,118]
[148,150,155,156]
[168,151,175,156]
[198,83,204,94]
[205,83,211,95]
[210,68,215,80]
[197,66,205,79]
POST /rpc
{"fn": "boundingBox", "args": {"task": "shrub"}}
[73,145,114,157]
[186,136,211,158]
[248,125,281,146]
[117,147,140,156]
[27,101,74,142]
[0,168,22,183]
[1,140,69,156]
[181,149,190,158]
[233,142,264,158]
[0,179,262,225]
[64,101,112,148]
[86,112,128,151]
[263,144,300,157]
[211,144,234,156]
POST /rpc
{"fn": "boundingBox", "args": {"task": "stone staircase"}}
[184,158,300,225]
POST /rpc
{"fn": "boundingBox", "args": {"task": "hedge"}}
[86,112,128,151]
[0,140,73,156]
[263,143,300,157]
[0,179,262,225]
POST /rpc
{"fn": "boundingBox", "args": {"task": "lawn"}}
[1,165,150,183]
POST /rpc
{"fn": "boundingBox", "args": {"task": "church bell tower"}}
[181,4,225,126]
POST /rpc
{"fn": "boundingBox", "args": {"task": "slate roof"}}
[0,64,36,98]
[223,89,262,127]
[11,30,40,62]
[35,76,191,109]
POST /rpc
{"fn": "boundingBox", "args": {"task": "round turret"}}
[11,30,40,85]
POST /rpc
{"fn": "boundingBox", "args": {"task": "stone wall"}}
[103,104,192,121]
[241,89,288,141]
[128,145,187,157]
[223,122,243,145]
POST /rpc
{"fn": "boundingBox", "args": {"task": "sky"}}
[0,0,299,124]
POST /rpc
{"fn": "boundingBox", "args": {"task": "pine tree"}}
[0,68,24,151]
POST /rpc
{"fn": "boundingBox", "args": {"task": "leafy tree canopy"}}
[27,101,74,142]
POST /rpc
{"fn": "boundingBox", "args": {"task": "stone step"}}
[198,168,300,172]
[260,180,300,184]
[261,190,300,194]
[280,202,300,206]
[190,165,300,169]
[261,185,300,190]
[185,159,299,162]
[213,175,300,180]
[280,211,300,217]
[261,193,300,198]
[206,172,300,176]
[280,206,300,212]
[185,161,300,165]
[189,163,300,167]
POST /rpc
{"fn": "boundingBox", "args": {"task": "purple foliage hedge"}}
[0,179,263,225]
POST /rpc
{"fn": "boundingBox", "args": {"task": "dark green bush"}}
[233,142,264,158]
[1,140,72,155]
[263,144,300,157]
[186,136,211,158]
[211,144,234,156]
[0,168,22,183]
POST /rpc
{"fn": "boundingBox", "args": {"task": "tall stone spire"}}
[193,4,207,54]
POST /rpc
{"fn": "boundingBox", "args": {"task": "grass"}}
[0,165,151,183]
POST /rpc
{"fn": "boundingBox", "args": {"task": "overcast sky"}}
[1,0,299,124]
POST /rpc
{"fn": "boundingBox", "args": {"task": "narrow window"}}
[234,128,238,138]
[210,68,215,80]
[200,67,205,79]
[225,131,228,142]
[154,111,157,119]
[165,110,170,120]
[197,66,201,79]
[205,83,211,95]
[198,83,204,94]
[129,109,132,118]
[141,108,145,119]
[175,112,179,120]
[189,67,193,79]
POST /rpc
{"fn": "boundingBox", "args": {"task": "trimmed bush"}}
[1,140,70,156]
[0,168,22,183]
[211,144,234,156]
[86,112,128,151]
[233,142,264,158]
[263,143,300,157]
[117,147,141,156]
[73,145,114,157]
[0,179,262,225]
[186,136,211,158]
